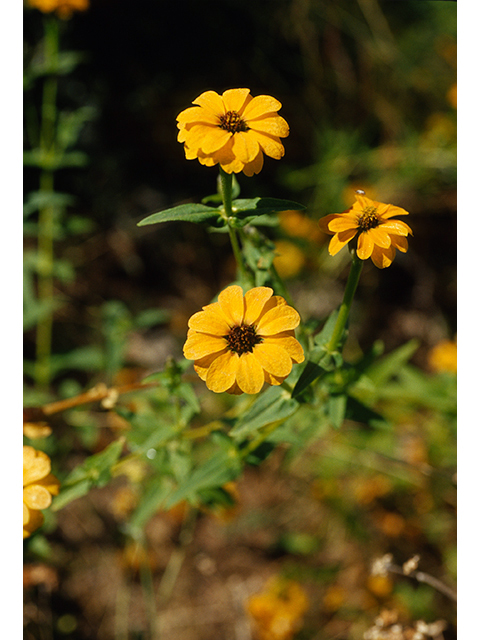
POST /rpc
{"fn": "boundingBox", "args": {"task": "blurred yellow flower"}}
[27,0,89,19]
[273,240,306,279]
[176,89,289,176]
[319,192,412,268]
[278,210,323,243]
[428,339,457,373]
[183,285,304,394]
[246,576,309,640]
[23,446,60,538]
[447,83,457,109]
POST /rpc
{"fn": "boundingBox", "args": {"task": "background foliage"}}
[23,1,456,639]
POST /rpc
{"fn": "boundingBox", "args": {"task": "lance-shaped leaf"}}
[138,203,222,227]
[232,197,305,219]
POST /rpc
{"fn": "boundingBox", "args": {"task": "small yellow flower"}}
[176,89,289,176]
[27,0,89,19]
[428,339,457,373]
[23,446,60,538]
[246,576,309,640]
[319,192,412,268]
[183,285,304,394]
[273,240,306,279]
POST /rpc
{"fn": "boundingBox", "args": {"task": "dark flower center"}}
[219,110,249,134]
[357,205,380,231]
[225,324,262,355]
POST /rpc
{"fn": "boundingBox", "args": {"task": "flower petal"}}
[250,131,285,160]
[206,350,239,393]
[221,88,251,113]
[218,285,245,326]
[357,232,374,259]
[371,244,395,268]
[188,303,231,335]
[263,334,305,363]
[390,234,409,252]
[193,350,227,381]
[244,287,274,325]
[248,115,289,138]
[328,214,359,233]
[380,219,413,236]
[183,330,227,359]
[23,485,53,510]
[179,123,218,151]
[256,304,300,335]
[24,447,51,486]
[380,204,409,219]
[176,106,218,126]
[201,127,232,154]
[318,214,339,234]
[242,151,264,176]
[253,342,293,377]
[236,352,265,394]
[193,90,225,115]
[243,95,282,120]
[328,229,357,255]
[369,226,392,249]
[231,131,260,164]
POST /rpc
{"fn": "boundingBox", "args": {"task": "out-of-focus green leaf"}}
[364,339,420,386]
[230,386,299,439]
[164,446,241,509]
[327,393,347,429]
[52,438,125,510]
[137,203,221,227]
[232,197,305,218]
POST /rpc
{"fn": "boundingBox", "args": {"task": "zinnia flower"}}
[319,191,413,268]
[176,89,289,176]
[27,0,89,19]
[24,446,60,538]
[183,285,304,394]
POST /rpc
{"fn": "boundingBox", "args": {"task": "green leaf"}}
[164,455,241,509]
[23,191,75,218]
[327,393,347,429]
[364,339,420,386]
[231,197,305,218]
[230,386,299,439]
[52,438,125,510]
[137,203,221,227]
[128,476,175,534]
[48,345,105,375]
[344,396,390,429]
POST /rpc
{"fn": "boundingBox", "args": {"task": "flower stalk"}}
[35,16,60,389]
[325,250,364,353]
[219,168,250,285]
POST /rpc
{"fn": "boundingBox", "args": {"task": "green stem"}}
[35,16,60,390]
[219,168,249,285]
[325,250,364,353]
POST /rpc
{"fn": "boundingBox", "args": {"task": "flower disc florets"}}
[183,285,304,394]
[319,193,413,269]
[176,88,289,176]
[226,324,263,355]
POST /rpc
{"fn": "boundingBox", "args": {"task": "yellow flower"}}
[27,0,89,19]
[428,339,457,373]
[176,89,289,176]
[246,577,309,640]
[183,285,304,394]
[273,240,306,279]
[319,191,412,268]
[23,446,60,538]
